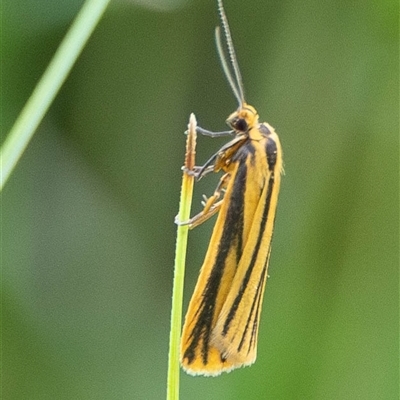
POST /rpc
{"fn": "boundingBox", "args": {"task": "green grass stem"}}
[167,114,197,400]
[0,0,111,190]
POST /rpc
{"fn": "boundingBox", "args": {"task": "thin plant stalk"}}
[167,114,197,400]
[0,0,111,190]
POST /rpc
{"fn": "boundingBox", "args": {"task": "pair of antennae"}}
[215,0,245,107]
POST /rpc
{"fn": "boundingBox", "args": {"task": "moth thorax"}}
[226,103,259,133]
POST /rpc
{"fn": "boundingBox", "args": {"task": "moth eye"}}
[235,118,248,132]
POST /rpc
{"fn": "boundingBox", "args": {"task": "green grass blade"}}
[0,0,111,191]
[167,114,197,400]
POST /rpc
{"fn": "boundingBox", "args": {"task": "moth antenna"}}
[216,0,245,106]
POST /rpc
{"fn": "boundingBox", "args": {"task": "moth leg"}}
[196,126,234,138]
[181,165,215,179]
[176,173,230,228]
[187,200,223,229]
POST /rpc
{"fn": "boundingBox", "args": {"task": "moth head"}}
[226,103,259,133]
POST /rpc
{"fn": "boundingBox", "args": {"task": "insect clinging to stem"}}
[179,0,283,376]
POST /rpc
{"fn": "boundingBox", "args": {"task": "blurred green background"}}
[2,0,398,399]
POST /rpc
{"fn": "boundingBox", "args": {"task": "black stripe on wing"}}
[221,174,275,341]
[183,148,250,366]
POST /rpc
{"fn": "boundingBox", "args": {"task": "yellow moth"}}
[180,0,283,376]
